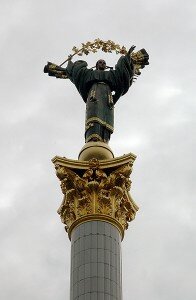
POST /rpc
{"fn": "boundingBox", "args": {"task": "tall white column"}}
[70,221,122,300]
[52,144,138,300]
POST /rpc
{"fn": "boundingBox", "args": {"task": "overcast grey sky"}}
[0,0,196,299]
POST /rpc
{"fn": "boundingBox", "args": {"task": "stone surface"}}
[70,221,122,300]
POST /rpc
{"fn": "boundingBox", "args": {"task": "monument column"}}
[52,142,138,300]
[70,221,122,299]
[45,39,149,300]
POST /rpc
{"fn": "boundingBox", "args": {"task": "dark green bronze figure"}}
[44,46,149,143]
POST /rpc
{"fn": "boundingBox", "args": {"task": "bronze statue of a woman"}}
[44,45,149,143]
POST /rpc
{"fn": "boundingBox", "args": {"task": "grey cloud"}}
[0,0,195,299]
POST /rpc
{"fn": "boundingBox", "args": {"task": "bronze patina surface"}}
[44,44,149,143]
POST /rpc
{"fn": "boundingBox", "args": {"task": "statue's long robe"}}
[65,54,134,143]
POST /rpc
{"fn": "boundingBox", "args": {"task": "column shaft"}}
[70,221,122,300]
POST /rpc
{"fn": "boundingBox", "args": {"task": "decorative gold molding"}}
[52,151,136,170]
[68,215,125,240]
[52,154,138,240]
[86,134,103,143]
[86,117,114,132]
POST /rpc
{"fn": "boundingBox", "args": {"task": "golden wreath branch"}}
[45,39,147,79]
[59,39,128,67]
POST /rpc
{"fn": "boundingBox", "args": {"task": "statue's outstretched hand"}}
[43,62,68,79]
[131,48,150,76]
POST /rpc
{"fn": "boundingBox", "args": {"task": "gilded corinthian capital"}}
[52,153,138,239]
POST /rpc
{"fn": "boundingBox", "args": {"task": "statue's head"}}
[96,59,106,70]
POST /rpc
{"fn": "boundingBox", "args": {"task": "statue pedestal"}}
[78,141,114,161]
[52,146,138,299]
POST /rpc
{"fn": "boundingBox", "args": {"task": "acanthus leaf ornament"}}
[54,155,138,239]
